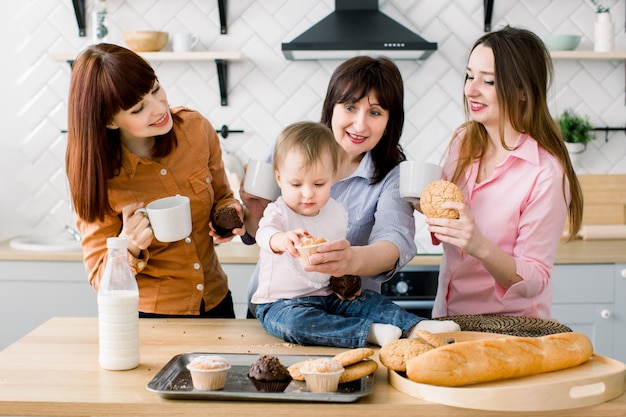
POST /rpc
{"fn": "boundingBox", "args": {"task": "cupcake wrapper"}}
[188,368,229,391]
[296,244,323,266]
[302,371,343,393]
[248,376,292,392]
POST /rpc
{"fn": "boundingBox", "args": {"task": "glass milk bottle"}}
[98,237,140,370]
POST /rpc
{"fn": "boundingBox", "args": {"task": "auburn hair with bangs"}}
[66,43,179,222]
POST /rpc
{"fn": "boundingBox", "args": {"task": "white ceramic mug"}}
[243,159,280,201]
[172,33,199,52]
[136,195,192,242]
[399,161,443,202]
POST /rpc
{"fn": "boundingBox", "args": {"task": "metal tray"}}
[147,352,375,403]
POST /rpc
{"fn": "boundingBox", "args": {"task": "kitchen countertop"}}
[1,238,625,265]
[0,317,624,417]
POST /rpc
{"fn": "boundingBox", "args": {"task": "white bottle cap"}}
[106,237,129,249]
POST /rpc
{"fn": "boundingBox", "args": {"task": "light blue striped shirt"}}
[330,152,416,290]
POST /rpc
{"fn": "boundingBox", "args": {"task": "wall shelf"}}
[49,51,241,106]
[550,51,626,60]
[72,0,229,36]
[550,50,626,105]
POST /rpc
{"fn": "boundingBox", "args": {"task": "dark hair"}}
[66,43,178,222]
[454,26,582,238]
[320,56,406,184]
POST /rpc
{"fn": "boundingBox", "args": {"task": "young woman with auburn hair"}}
[66,43,243,318]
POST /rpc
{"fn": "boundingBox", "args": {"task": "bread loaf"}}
[406,332,593,386]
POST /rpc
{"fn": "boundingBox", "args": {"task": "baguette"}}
[406,332,593,386]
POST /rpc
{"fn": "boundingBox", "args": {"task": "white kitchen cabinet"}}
[551,263,625,363]
[221,263,255,319]
[613,264,626,362]
[0,260,96,350]
[0,259,255,350]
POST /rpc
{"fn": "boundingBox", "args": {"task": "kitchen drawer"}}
[0,260,96,350]
[551,303,614,358]
[552,264,614,304]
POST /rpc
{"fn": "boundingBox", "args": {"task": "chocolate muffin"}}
[330,275,361,299]
[248,354,292,392]
[212,206,243,237]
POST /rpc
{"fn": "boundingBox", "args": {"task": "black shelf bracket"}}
[484,0,494,32]
[72,0,86,37]
[218,0,228,34]
[216,60,228,106]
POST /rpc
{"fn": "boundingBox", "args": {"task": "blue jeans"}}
[255,290,423,348]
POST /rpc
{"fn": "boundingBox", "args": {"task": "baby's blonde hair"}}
[273,121,338,174]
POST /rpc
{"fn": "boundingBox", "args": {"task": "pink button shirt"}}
[432,131,570,319]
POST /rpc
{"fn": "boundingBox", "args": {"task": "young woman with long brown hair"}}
[421,26,583,319]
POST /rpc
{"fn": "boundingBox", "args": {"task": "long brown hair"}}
[452,26,583,239]
[320,56,406,184]
[66,43,178,222]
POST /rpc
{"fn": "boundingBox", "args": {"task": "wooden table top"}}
[0,317,624,417]
[1,238,625,265]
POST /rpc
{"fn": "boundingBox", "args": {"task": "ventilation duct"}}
[281,0,437,60]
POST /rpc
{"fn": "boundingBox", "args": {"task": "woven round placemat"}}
[434,314,572,337]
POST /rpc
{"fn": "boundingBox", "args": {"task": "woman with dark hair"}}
[243,56,420,315]
[418,26,583,319]
[66,43,244,318]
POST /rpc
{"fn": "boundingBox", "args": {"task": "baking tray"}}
[147,353,374,402]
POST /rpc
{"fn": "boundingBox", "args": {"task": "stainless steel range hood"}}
[281,0,437,61]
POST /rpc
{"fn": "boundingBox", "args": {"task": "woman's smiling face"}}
[107,81,173,141]
[331,92,389,157]
[464,44,501,130]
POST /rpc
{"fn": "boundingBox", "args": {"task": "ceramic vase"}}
[594,12,614,52]
[565,142,586,167]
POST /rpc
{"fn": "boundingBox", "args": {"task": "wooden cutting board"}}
[388,332,626,411]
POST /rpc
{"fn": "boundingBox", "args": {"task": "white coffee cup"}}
[399,161,443,202]
[243,159,280,201]
[136,195,192,242]
[172,33,199,52]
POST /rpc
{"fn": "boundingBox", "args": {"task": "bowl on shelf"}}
[123,31,168,52]
[542,34,581,51]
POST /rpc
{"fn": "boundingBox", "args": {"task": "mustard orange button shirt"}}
[78,107,238,315]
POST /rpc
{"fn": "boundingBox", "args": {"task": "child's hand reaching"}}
[269,228,309,257]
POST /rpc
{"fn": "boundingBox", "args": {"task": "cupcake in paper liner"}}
[288,254,331,289]
[300,358,344,393]
[295,236,327,266]
[186,355,231,391]
[247,354,292,392]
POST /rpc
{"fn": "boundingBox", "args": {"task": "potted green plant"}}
[556,108,595,166]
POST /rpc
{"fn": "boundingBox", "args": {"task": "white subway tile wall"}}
[1,0,625,253]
